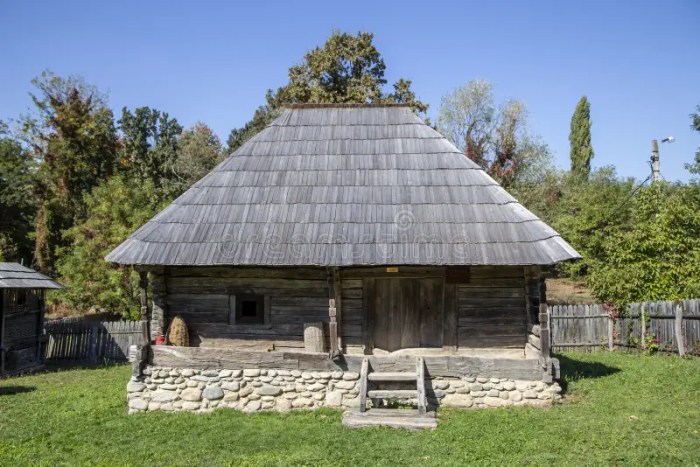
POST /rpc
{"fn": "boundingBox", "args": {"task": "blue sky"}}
[1,0,698,181]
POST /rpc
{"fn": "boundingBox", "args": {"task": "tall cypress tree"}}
[569,96,594,180]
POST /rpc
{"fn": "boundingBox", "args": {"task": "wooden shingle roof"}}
[0,263,64,289]
[106,105,580,266]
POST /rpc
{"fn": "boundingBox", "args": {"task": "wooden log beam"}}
[148,346,547,380]
[416,357,426,414]
[359,357,368,412]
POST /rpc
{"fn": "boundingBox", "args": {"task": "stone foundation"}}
[127,366,561,413]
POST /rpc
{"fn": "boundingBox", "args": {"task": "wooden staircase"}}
[342,357,437,430]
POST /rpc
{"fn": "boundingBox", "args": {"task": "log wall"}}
[162,267,329,350]
[158,265,531,353]
[457,266,528,348]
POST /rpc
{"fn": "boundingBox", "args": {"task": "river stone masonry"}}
[127,367,562,413]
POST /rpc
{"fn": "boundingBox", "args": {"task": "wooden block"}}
[303,322,325,353]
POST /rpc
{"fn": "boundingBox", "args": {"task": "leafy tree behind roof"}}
[21,71,119,273]
[437,79,549,188]
[226,31,428,153]
[0,120,36,263]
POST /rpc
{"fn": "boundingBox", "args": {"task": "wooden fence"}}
[44,318,144,362]
[550,298,700,355]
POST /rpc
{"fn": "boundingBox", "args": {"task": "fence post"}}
[640,306,647,350]
[607,308,614,351]
[88,322,98,363]
[675,302,686,356]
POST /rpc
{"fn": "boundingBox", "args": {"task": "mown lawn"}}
[0,353,698,466]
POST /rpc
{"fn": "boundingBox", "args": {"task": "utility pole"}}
[651,139,660,182]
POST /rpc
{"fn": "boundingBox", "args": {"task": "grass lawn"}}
[0,353,698,466]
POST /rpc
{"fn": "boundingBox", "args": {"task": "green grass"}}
[1,353,699,466]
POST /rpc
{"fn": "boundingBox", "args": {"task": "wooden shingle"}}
[106,105,580,266]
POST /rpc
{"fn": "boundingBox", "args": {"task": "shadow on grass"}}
[556,354,621,393]
[42,360,128,374]
[0,385,36,396]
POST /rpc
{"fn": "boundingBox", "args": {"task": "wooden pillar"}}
[150,269,167,341]
[333,269,343,351]
[538,278,551,359]
[443,283,457,351]
[327,269,339,355]
[37,290,47,364]
[362,279,375,354]
[138,271,150,345]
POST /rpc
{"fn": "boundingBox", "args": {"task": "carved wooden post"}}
[538,278,550,359]
[327,270,339,354]
[333,269,343,352]
[138,271,150,345]
[538,277,557,382]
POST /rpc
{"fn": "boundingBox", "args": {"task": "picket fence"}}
[549,298,700,355]
[44,318,145,362]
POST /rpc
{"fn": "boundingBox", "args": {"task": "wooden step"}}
[342,409,437,430]
[367,372,416,382]
[367,389,417,399]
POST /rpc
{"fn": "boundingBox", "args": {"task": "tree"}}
[226,31,428,153]
[437,80,544,187]
[685,104,700,175]
[226,102,278,153]
[168,123,224,196]
[550,168,637,278]
[569,96,594,180]
[0,121,36,262]
[437,80,494,167]
[55,176,164,318]
[21,71,119,273]
[588,182,700,306]
[118,106,182,196]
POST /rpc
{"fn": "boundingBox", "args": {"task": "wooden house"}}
[0,263,63,376]
[109,104,580,426]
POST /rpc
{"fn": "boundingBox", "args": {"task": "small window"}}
[235,295,265,324]
[15,291,27,307]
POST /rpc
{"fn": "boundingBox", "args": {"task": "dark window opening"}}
[15,291,27,307]
[235,295,264,324]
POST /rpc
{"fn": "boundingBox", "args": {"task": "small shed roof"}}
[0,263,64,289]
[107,104,581,266]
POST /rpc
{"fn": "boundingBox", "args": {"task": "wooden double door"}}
[371,277,444,352]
